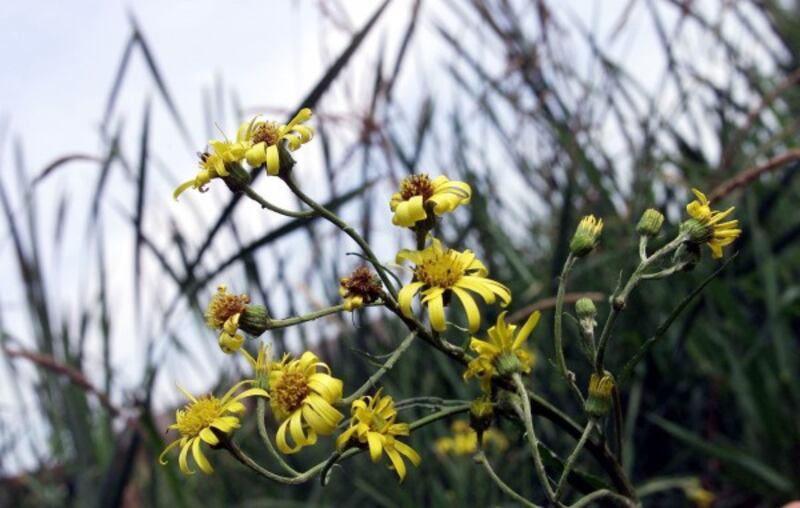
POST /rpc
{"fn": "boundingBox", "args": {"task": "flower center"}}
[340,266,382,302]
[273,371,309,412]
[206,286,250,330]
[176,396,223,437]
[399,174,435,201]
[251,122,281,146]
[414,251,464,288]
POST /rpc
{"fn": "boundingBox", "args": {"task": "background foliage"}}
[1,1,798,506]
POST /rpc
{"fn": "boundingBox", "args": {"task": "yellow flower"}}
[205,284,250,354]
[268,351,343,454]
[159,381,268,475]
[173,141,249,200]
[339,266,383,311]
[463,310,539,391]
[238,108,314,175]
[684,481,715,508]
[396,238,511,332]
[336,390,421,481]
[434,420,508,457]
[686,188,741,258]
[390,174,471,228]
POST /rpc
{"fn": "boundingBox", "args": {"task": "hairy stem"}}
[512,373,555,501]
[555,420,595,500]
[475,451,541,508]
[341,331,417,405]
[554,253,585,405]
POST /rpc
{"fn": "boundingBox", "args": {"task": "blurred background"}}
[0,0,798,506]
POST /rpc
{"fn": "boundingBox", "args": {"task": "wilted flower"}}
[390,174,471,228]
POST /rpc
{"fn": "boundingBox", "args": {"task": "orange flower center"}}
[175,396,223,437]
[414,250,463,288]
[273,371,309,412]
[399,174,435,201]
[251,122,281,146]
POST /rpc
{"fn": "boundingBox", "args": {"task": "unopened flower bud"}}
[570,215,603,257]
[222,162,251,193]
[469,397,494,436]
[584,373,614,418]
[637,208,665,237]
[239,304,270,336]
[575,297,597,321]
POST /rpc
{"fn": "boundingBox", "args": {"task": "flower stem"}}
[475,451,542,508]
[241,184,317,218]
[594,233,686,374]
[268,304,349,330]
[554,253,586,405]
[223,439,324,484]
[555,419,595,500]
[282,173,398,301]
[408,402,471,431]
[341,331,417,405]
[567,488,638,508]
[512,373,555,501]
[256,398,301,475]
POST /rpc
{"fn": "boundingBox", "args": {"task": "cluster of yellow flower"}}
[161,105,742,495]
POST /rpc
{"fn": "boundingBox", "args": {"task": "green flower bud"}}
[239,304,271,336]
[570,215,603,257]
[636,208,665,237]
[584,373,614,418]
[495,352,524,377]
[469,397,494,436]
[222,162,252,193]
[575,297,597,320]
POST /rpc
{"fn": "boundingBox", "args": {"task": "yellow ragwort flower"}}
[336,389,421,481]
[173,140,249,200]
[390,174,471,228]
[686,188,741,258]
[396,238,511,332]
[269,351,343,454]
[237,108,314,175]
[339,266,383,311]
[434,420,509,457]
[205,284,250,354]
[159,381,268,475]
[463,310,539,391]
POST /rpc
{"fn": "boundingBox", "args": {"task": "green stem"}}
[555,420,595,500]
[223,439,326,484]
[283,174,398,301]
[256,398,300,475]
[475,451,542,508]
[409,403,470,431]
[554,253,585,405]
[512,373,555,501]
[341,331,417,405]
[242,184,317,218]
[269,304,349,330]
[594,234,687,374]
[568,489,638,508]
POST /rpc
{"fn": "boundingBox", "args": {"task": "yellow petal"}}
[385,446,407,481]
[173,179,196,201]
[427,293,447,331]
[513,310,541,349]
[199,427,219,446]
[398,282,425,317]
[393,196,427,227]
[246,142,266,167]
[451,286,481,333]
[178,439,194,475]
[336,426,358,451]
[394,439,421,466]
[192,436,214,475]
[158,438,182,465]
[366,432,384,463]
[265,145,280,175]
[308,373,343,404]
